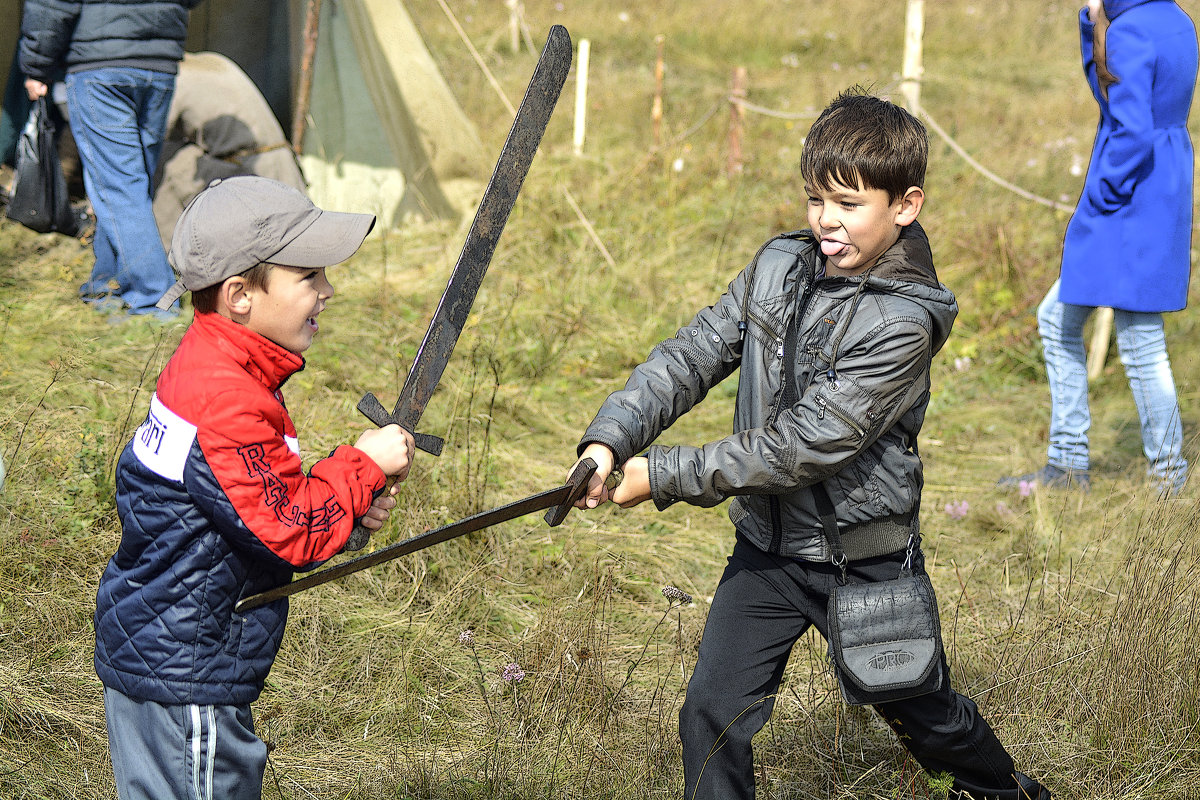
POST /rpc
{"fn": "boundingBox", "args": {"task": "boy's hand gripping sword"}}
[346,25,572,549]
[234,459,596,612]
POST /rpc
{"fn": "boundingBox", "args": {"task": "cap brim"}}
[268,209,376,268]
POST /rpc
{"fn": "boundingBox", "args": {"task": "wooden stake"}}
[573,39,590,156]
[727,66,747,176]
[652,34,665,149]
[507,0,521,53]
[1087,306,1114,380]
[900,0,925,114]
[291,0,323,156]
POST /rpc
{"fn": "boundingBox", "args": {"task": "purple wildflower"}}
[944,500,969,520]
[1018,480,1034,498]
[458,629,475,646]
[501,662,525,683]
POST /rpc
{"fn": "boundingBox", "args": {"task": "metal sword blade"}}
[358,25,572,443]
[234,457,594,613]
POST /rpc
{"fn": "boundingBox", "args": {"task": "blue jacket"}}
[94,313,386,706]
[18,0,204,82]
[1059,0,1197,312]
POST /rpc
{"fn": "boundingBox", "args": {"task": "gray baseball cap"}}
[157,176,376,310]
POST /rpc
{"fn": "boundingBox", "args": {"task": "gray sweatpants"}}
[103,686,268,800]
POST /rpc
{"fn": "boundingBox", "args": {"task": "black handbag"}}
[814,483,944,706]
[6,97,81,236]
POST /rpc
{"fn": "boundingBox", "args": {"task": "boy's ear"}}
[218,275,254,317]
[894,186,925,227]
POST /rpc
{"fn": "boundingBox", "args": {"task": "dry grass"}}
[3,0,1200,797]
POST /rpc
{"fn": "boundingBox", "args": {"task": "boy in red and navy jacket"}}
[93,176,415,800]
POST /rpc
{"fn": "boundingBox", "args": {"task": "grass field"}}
[3,1,1200,797]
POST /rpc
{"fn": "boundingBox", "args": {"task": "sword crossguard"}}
[544,457,597,527]
[356,392,445,457]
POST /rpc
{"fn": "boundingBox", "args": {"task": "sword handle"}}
[343,523,372,552]
[345,391,440,552]
[544,457,597,527]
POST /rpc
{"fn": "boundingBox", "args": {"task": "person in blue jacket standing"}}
[18,0,205,319]
[1002,0,1195,495]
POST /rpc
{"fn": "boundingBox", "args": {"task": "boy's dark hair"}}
[190,262,274,314]
[800,86,927,203]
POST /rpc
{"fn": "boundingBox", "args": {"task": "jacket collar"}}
[1104,0,1160,19]
[190,311,305,392]
[862,220,939,288]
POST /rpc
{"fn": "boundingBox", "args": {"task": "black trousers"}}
[679,535,1046,800]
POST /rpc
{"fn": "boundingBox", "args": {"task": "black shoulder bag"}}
[815,483,944,705]
[775,262,943,706]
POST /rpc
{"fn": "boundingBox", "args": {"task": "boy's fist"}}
[355,424,415,480]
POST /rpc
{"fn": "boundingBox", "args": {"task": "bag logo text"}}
[868,649,916,671]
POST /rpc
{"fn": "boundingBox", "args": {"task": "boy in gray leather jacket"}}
[571,88,1049,800]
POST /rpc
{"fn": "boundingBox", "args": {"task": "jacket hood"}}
[858,220,958,355]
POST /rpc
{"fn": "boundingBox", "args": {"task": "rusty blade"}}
[358,25,572,442]
[234,458,594,612]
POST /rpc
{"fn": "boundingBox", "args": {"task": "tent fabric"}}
[2,0,485,228]
[153,51,308,248]
[302,0,484,224]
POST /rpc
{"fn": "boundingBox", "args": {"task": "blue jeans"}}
[1037,279,1187,490]
[66,67,177,315]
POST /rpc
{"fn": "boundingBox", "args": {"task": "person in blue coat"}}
[1002,0,1195,495]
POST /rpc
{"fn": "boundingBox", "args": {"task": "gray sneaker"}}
[997,463,1090,491]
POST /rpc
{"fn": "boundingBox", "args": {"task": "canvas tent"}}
[2,0,485,227]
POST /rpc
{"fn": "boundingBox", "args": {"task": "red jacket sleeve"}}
[197,393,386,567]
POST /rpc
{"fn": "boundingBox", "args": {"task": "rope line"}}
[729,93,1076,214]
[728,96,820,121]
[919,109,1075,213]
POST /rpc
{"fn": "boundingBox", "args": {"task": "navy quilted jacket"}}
[18,0,205,82]
[94,312,385,705]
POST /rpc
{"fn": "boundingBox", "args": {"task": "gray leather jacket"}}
[581,221,956,562]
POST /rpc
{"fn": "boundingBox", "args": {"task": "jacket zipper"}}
[765,270,817,554]
[814,393,866,440]
[769,496,784,554]
[745,309,785,351]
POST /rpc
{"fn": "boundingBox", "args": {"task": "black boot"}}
[949,772,1051,800]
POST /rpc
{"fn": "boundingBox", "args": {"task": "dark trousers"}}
[679,535,1043,799]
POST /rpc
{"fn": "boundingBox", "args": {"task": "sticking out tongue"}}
[821,240,848,257]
